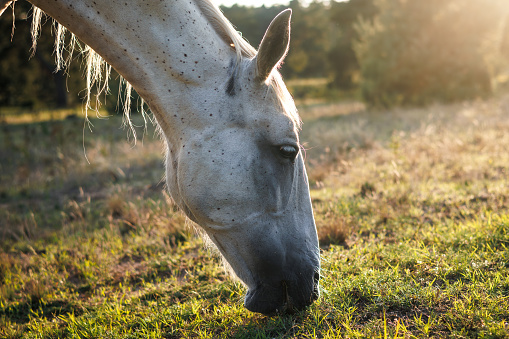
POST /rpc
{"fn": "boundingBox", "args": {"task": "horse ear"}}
[255,9,292,81]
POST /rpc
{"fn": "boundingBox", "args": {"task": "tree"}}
[0,3,86,109]
[354,0,508,107]
[286,0,331,79]
[328,0,377,89]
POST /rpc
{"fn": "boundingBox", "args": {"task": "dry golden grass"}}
[316,215,353,248]
[300,96,509,188]
[299,95,509,249]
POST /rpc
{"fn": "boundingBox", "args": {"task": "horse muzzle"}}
[244,270,320,315]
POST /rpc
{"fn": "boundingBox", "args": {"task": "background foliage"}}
[354,0,509,107]
[1,0,509,109]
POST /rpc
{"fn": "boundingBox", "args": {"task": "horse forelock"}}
[269,73,302,130]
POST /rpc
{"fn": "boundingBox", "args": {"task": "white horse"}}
[1,0,320,315]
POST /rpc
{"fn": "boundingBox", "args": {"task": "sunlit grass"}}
[1,96,509,337]
[0,107,100,124]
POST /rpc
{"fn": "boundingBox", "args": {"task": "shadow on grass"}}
[0,299,85,324]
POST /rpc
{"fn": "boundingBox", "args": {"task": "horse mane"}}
[196,0,256,60]
[27,0,300,134]
[30,6,139,136]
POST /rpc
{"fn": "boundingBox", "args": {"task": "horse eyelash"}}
[299,144,307,161]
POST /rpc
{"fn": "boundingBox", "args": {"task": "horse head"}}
[165,10,320,314]
[20,0,319,315]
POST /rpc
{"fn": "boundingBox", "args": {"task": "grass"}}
[1,96,508,338]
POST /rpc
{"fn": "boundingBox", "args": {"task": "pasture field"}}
[1,97,509,338]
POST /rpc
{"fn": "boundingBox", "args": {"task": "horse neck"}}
[28,0,235,139]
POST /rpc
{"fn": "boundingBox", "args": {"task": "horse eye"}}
[279,145,299,160]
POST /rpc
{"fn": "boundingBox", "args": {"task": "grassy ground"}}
[0,96,508,338]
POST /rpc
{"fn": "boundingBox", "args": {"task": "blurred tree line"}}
[354,0,509,107]
[1,0,508,110]
[225,0,509,107]
[0,2,85,109]
[0,1,126,111]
